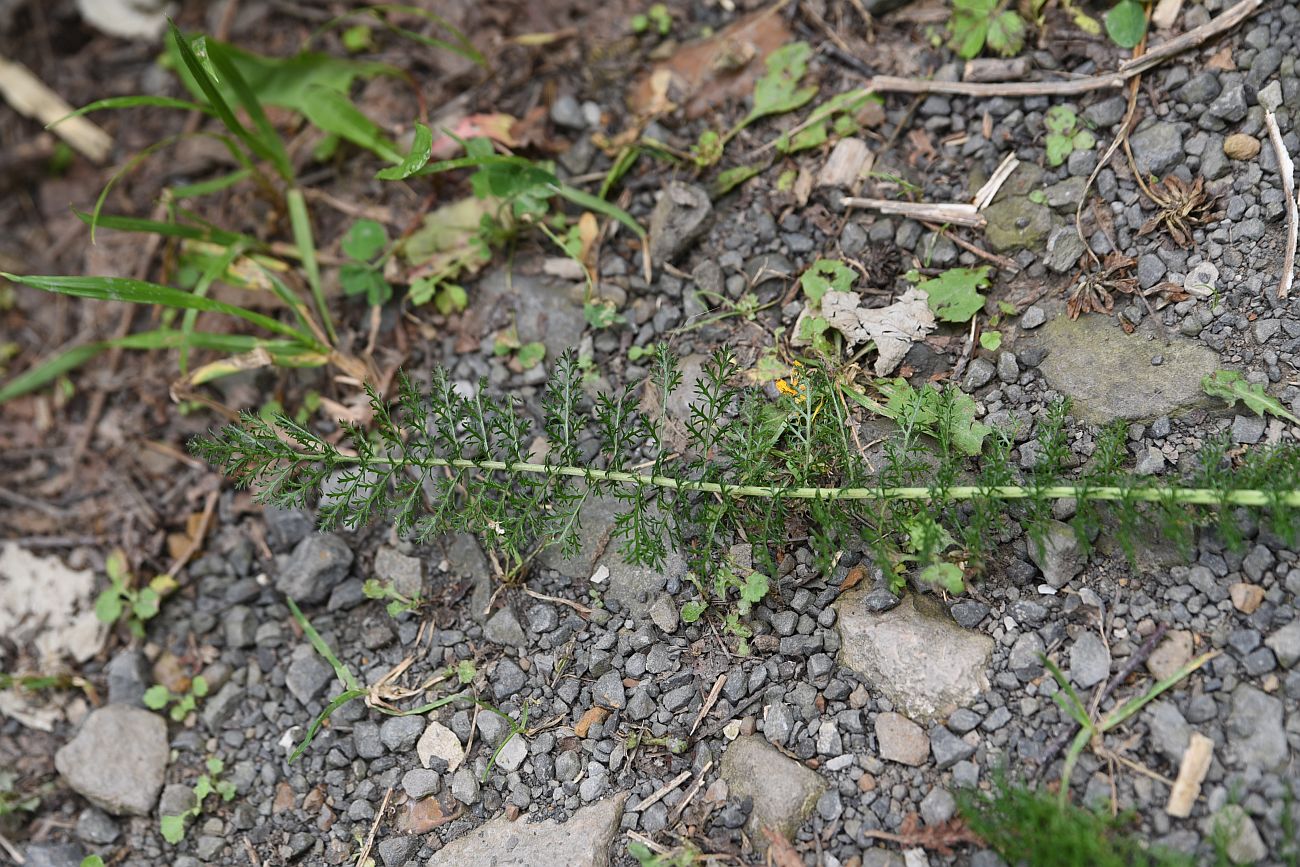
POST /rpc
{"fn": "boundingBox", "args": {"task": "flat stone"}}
[417,720,465,772]
[592,670,626,709]
[1130,122,1183,176]
[1227,685,1287,769]
[1206,805,1268,865]
[373,546,423,599]
[484,606,527,647]
[380,715,426,752]
[285,652,333,705]
[275,533,354,604]
[1069,631,1111,688]
[1265,619,1300,669]
[835,592,993,723]
[55,706,168,816]
[1147,629,1194,681]
[1028,520,1084,588]
[22,843,87,867]
[426,793,626,867]
[1036,315,1217,423]
[648,181,712,264]
[875,712,929,766]
[982,197,1052,253]
[720,736,825,852]
[470,267,586,370]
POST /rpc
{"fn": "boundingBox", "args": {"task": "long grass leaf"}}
[554,182,646,239]
[0,328,306,403]
[3,274,309,341]
[90,135,183,243]
[180,241,249,375]
[285,597,360,690]
[170,168,255,200]
[285,189,336,344]
[74,209,255,247]
[167,22,277,172]
[309,5,485,67]
[49,95,213,127]
[1101,650,1218,731]
[297,85,401,163]
[205,41,294,181]
[288,688,367,763]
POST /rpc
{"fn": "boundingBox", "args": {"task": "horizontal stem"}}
[330,455,1300,508]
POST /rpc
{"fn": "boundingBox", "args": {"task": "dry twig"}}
[0,54,111,162]
[1264,108,1297,299]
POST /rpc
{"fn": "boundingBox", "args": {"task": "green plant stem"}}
[292,453,1300,507]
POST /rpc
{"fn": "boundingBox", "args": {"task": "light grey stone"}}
[835,593,992,723]
[426,794,626,867]
[55,706,168,816]
[720,736,825,853]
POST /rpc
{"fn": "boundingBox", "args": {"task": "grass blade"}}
[74,209,255,247]
[298,85,401,163]
[285,188,336,344]
[205,40,294,181]
[376,121,433,180]
[49,95,213,127]
[1101,650,1218,731]
[554,182,646,239]
[0,328,306,403]
[288,687,368,763]
[285,597,360,691]
[309,5,485,68]
[4,273,309,341]
[167,22,281,175]
[169,168,255,200]
[180,241,249,375]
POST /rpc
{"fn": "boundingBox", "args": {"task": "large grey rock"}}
[983,197,1052,253]
[835,592,992,723]
[276,533,354,604]
[648,182,711,264]
[21,843,86,867]
[1265,619,1300,669]
[469,267,586,368]
[1028,521,1085,588]
[426,793,626,867]
[285,651,333,705]
[1227,685,1288,769]
[720,736,825,852]
[55,705,168,816]
[537,494,618,579]
[1144,701,1191,765]
[875,712,929,766]
[1036,315,1217,423]
[373,546,423,599]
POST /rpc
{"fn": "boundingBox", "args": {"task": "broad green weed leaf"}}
[713,164,764,196]
[341,220,388,261]
[298,85,401,162]
[917,266,990,323]
[143,685,170,710]
[747,42,818,124]
[985,10,1027,56]
[921,562,965,593]
[1202,370,1300,424]
[94,590,123,624]
[980,330,1002,351]
[1105,0,1147,49]
[160,814,186,844]
[800,259,856,305]
[680,600,707,622]
[516,342,546,370]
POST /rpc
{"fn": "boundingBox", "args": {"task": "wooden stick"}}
[690,674,727,735]
[0,53,112,163]
[668,760,715,823]
[840,198,985,227]
[972,153,1020,211]
[920,222,1020,273]
[1264,108,1296,300]
[633,769,693,813]
[1165,732,1213,817]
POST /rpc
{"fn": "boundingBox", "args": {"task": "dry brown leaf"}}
[1067,252,1139,320]
[1138,175,1218,249]
[810,287,936,376]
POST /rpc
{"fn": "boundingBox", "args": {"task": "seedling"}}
[362,579,422,617]
[680,565,770,655]
[629,841,701,866]
[280,599,520,767]
[948,0,1031,58]
[160,756,236,844]
[94,550,176,638]
[631,3,672,36]
[1044,106,1095,167]
[1041,650,1216,809]
[494,328,547,371]
[339,219,394,307]
[143,676,209,723]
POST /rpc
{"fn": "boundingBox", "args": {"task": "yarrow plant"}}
[195,348,1300,599]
